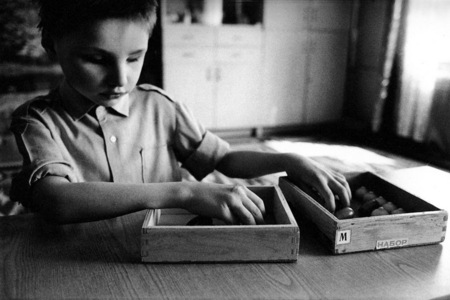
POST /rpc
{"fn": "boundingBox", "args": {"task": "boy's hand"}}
[284,154,351,213]
[183,183,266,225]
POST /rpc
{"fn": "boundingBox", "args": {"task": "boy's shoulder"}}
[12,90,58,117]
[136,84,176,103]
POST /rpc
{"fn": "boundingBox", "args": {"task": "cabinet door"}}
[305,33,348,124]
[262,32,308,126]
[164,63,215,128]
[263,0,309,30]
[163,48,215,128]
[163,25,215,47]
[216,26,262,47]
[215,48,262,128]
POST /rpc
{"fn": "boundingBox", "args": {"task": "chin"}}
[93,95,126,107]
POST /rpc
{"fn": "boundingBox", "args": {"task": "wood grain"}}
[1,207,450,299]
[1,168,450,299]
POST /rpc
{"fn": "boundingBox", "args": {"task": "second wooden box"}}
[279,173,448,254]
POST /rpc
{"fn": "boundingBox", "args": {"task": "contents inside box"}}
[353,185,406,217]
[155,210,276,226]
[144,186,292,227]
[302,172,441,219]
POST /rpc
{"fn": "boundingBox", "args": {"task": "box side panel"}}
[272,186,298,226]
[279,177,337,240]
[333,211,448,254]
[248,186,275,202]
[141,226,299,263]
[142,209,159,232]
[248,186,275,216]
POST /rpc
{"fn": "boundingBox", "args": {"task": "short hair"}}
[36,0,158,52]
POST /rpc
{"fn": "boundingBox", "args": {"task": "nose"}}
[107,61,127,87]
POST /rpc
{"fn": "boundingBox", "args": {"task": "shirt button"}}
[110,135,117,143]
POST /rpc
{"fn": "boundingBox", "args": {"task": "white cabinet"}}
[261,32,308,126]
[163,24,263,129]
[263,0,309,30]
[262,0,352,125]
[164,52,216,127]
[163,26,216,127]
[161,0,353,129]
[216,47,263,128]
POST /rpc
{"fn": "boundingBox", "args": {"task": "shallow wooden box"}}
[141,186,299,263]
[279,173,448,254]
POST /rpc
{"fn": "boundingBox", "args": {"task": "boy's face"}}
[53,18,150,107]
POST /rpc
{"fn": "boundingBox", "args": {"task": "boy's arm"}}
[215,151,351,213]
[32,176,265,224]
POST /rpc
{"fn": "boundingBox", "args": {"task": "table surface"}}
[1,166,450,300]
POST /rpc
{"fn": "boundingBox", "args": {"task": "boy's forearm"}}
[32,176,192,224]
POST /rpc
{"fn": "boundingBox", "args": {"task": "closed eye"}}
[81,54,106,64]
[127,55,143,63]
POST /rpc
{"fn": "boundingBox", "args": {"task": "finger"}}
[246,189,266,215]
[229,185,258,225]
[332,172,352,201]
[230,201,257,225]
[242,187,266,219]
[221,205,240,225]
[242,193,265,225]
[314,180,336,213]
[330,179,351,208]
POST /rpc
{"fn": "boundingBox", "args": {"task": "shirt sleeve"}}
[9,101,77,207]
[172,101,230,181]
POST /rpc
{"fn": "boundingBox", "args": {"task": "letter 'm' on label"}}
[336,230,351,245]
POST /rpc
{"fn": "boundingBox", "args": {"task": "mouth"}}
[100,92,127,100]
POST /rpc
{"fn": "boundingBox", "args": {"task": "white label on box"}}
[336,230,351,245]
[376,238,409,249]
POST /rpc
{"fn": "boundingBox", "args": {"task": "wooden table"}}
[1,166,449,299]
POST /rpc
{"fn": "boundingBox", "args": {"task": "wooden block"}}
[141,186,299,263]
[279,173,448,254]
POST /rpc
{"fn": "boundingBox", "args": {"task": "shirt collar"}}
[59,79,130,121]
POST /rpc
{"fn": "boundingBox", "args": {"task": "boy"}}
[10,0,351,224]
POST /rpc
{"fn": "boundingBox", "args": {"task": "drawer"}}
[163,47,214,63]
[217,26,262,47]
[217,48,261,63]
[163,25,215,47]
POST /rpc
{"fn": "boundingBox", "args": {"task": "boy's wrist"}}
[175,182,195,210]
[279,153,298,174]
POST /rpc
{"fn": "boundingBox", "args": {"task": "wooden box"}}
[141,186,299,263]
[279,173,448,254]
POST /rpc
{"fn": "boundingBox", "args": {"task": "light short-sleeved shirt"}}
[10,82,230,206]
